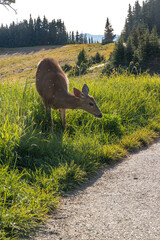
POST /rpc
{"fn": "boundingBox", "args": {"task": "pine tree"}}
[79,33,84,44]
[123,4,133,42]
[149,27,159,56]
[28,15,35,46]
[133,1,142,26]
[35,16,42,45]
[84,34,88,44]
[9,21,16,47]
[102,18,115,45]
[71,31,75,43]
[110,38,125,67]
[42,16,49,45]
[49,19,56,45]
[76,31,80,43]
[77,49,88,66]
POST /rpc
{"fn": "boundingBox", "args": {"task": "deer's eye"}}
[89,102,94,106]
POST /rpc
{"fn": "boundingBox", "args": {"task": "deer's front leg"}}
[45,106,53,132]
[59,109,66,127]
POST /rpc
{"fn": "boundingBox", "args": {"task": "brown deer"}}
[36,57,102,129]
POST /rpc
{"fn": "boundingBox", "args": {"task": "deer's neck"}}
[54,92,81,110]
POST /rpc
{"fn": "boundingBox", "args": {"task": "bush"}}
[77,49,88,66]
[69,63,88,76]
[62,64,72,72]
[69,50,106,76]
[102,61,114,75]
[90,52,105,65]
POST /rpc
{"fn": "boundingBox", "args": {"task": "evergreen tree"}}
[133,1,142,25]
[126,37,134,64]
[76,31,80,43]
[9,21,16,47]
[35,16,42,45]
[18,20,30,47]
[84,34,88,44]
[77,48,88,66]
[56,19,67,44]
[102,18,115,45]
[42,16,49,45]
[110,38,125,67]
[49,19,57,45]
[28,15,35,46]
[68,31,72,44]
[149,27,159,56]
[71,31,75,43]
[122,4,133,42]
[79,33,84,44]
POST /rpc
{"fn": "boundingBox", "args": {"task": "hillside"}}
[0,43,114,83]
[1,43,160,240]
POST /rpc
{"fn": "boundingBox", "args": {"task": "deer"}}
[36,57,102,130]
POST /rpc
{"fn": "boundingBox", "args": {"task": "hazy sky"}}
[0,0,143,35]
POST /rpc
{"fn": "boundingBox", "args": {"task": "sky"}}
[0,0,143,35]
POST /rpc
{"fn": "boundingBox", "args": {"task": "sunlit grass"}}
[0,43,114,83]
[1,44,160,239]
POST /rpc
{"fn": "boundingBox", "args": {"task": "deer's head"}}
[73,84,102,118]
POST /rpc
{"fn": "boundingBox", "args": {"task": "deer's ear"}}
[73,88,82,98]
[82,84,89,96]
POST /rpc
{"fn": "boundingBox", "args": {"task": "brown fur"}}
[36,57,102,129]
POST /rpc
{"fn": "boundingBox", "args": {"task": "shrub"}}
[102,61,114,75]
[77,49,88,66]
[69,63,88,76]
[90,52,105,65]
[62,64,72,72]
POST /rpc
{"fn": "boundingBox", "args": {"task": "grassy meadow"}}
[1,43,160,239]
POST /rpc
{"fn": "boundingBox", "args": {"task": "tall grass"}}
[1,53,160,239]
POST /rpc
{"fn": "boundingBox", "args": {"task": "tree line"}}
[0,15,94,48]
[122,0,160,42]
[103,0,160,74]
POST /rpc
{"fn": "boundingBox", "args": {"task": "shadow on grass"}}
[0,45,64,56]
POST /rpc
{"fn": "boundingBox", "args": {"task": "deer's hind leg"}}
[59,109,66,127]
[43,99,53,131]
[44,106,53,132]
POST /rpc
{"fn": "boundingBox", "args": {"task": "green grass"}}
[1,45,160,239]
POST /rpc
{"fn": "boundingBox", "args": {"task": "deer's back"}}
[36,58,69,108]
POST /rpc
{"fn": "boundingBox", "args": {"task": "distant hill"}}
[86,34,103,43]
[114,35,120,42]
[86,33,119,43]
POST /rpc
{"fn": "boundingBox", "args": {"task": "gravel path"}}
[32,141,160,240]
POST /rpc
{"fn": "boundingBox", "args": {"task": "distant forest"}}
[0,15,92,48]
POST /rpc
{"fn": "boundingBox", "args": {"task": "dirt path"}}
[89,63,106,70]
[32,141,160,240]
